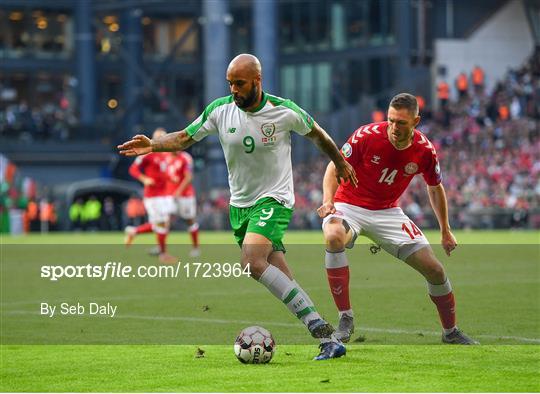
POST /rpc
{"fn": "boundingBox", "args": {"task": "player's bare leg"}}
[267,250,293,279]
[323,218,354,252]
[323,218,355,342]
[149,213,176,257]
[405,246,479,344]
[404,246,446,283]
[124,222,153,247]
[124,226,136,247]
[241,233,344,359]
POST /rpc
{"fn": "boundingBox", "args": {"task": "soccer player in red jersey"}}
[318,93,478,345]
[124,128,176,264]
[166,151,200,257]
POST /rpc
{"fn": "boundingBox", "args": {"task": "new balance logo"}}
[228,127,236,133]
[256,221,267,227]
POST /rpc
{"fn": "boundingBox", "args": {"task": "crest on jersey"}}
[261,123,276,137]
[341,143,352,158]
[404,162,419,175]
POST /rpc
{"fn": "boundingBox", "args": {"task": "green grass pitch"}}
[1,230,539,392]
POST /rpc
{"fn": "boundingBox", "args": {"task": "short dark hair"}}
[389,93,418,116]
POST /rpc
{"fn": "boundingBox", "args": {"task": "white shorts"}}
[173,196,197,220]
[143,196,173,224]
[322,202,430,260]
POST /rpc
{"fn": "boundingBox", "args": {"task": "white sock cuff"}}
[443,326,457,335]
[338,309,354,318]
[259,265,294,300]
[325,250,348,269]
[427,278,452,297]
[188,223,199,232]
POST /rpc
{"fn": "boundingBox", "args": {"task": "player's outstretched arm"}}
[152,130,196,152]
[427,183,457,256]
[317,162,340,218]
[118,130,196,157]
[118,134,152,156]
[305,122,358,187]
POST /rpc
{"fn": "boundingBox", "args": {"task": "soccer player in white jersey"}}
[318,93,478,345]
[118,54,358,360]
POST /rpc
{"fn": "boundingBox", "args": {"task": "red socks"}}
[325,250,458,332]
[156,232,167,254]
[427,279,456,330]
[430,292,456,330]
[326,266,351,312]
[189,224,199,248]
[135,223,153,234]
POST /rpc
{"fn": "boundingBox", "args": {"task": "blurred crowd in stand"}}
[194,188,230,230]
[0,99,76,141]
[0,153,52,234]
[0,154,144,234]
[291,50,540,230]
[2,50,538,232]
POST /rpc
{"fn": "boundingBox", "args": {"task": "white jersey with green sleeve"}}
[185,92,314,208]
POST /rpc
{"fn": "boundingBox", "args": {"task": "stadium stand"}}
[291,50,539,230]
[0,1,537,232]
[2,51,537,232]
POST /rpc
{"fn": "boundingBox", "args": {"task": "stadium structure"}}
[1,2,539,392]
[0,0,538,232]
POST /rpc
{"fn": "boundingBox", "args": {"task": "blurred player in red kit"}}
[166,150,200,257]
[318,93,478,345]
[124,128,176,264]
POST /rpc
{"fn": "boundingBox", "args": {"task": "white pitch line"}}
[3,278,538,306]
[0,295,166,307]
[4,310,540,343]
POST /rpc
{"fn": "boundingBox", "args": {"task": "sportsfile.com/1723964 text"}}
[40,262,251,281]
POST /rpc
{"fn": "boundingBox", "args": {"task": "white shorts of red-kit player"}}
[322,202,429,260]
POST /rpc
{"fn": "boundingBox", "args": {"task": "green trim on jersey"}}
[244,91,268,113]
[267,94,314,130]
[186,95,233,138]
[266,94,286,107]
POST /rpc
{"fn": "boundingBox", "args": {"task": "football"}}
[233,326,275,364]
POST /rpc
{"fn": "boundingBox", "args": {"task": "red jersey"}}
[129,152,169,198]
[335,121,442,210]
[166,152,195,197]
